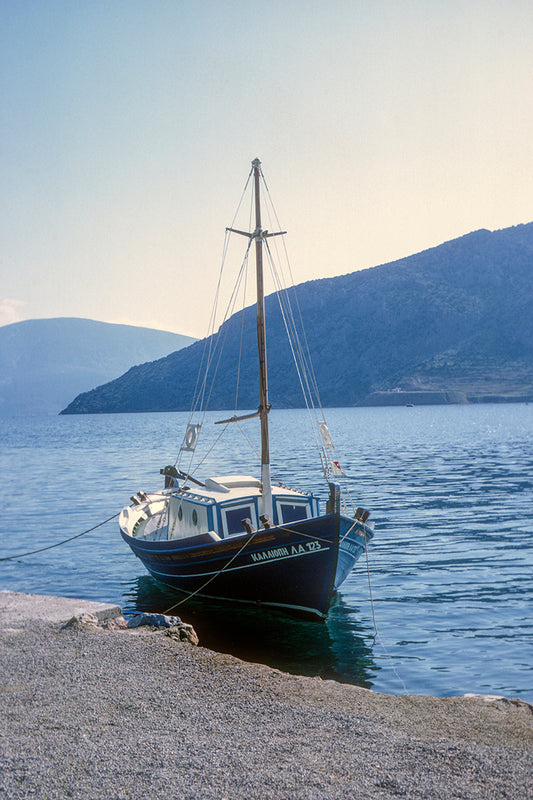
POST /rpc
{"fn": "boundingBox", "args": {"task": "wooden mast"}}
[225,160,285,518]
[251,158,272,519]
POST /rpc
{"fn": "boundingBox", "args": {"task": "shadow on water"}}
[122,576,378,689]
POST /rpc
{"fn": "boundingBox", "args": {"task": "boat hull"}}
[121,514,369,619]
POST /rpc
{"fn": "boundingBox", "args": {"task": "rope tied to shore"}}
[162,529,260,615]
[0,512,121,562]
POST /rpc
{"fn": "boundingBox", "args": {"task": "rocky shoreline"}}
[357,390,533,406]
[1,591,531,799]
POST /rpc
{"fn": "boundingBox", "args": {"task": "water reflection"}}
[123,576,377,688]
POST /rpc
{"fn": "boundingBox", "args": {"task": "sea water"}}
[1,405,532,701]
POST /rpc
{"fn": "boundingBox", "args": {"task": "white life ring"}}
[183,424,199,451]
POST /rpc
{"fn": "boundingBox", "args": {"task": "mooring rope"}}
[0,511,121,562]
[162,529,259,615]
[363,535,408,693]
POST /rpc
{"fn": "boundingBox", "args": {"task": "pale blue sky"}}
[1,0,532,337]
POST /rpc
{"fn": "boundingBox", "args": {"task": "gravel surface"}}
[1,616,532,800]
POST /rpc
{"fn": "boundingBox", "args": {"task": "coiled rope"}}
[0,511,121,562]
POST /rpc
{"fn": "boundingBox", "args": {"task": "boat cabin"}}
[122,475,320,543]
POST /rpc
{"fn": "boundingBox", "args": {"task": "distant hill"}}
[61,222,533,414]
[0,318,196,415]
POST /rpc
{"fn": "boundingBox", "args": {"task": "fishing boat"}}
[119,159,374,619]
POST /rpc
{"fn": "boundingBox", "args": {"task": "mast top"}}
[252,157,261,168]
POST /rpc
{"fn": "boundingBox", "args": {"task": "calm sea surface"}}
[1,405,532,701]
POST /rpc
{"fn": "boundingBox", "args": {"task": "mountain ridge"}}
[0,318,196,415]
[61,222,533,413]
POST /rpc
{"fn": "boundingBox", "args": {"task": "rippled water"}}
[1,405,532,700]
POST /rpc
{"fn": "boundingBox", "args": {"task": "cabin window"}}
[192,509,198,526]
[277,501,310,524]
[221,503,257,536]
[177,506,183,521]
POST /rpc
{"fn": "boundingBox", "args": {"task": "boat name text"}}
[250,540,325,563]
[340,538,363,557]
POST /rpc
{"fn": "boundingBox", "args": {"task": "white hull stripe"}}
[151,585,326,619]
[145,543,330,580]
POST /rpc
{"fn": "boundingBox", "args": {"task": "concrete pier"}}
[0,589,121,625]
[1,591,531,799]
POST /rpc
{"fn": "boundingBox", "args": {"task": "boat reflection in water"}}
[123,576,377,688]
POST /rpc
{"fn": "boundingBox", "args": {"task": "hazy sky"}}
[2,0,532,337]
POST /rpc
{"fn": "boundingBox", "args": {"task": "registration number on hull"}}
[250,539,325,563]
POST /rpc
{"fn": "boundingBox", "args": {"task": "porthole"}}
[178,507,183,521]
[192,509,198,526]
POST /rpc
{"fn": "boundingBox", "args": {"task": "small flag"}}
[318,421,334,450]
[331,460,345,476]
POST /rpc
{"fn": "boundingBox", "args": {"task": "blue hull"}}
[122,514,369,619]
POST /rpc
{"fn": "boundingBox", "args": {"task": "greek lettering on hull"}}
[250,540,326,564]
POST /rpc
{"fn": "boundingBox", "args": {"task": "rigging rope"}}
[176,236,253,484]
[173,162,359,517]
[0,511,121,562]
[260,174,354,494]
[233,252,250,411]
[264,236,359,511]
[179,171,253,434]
